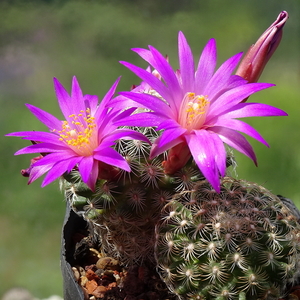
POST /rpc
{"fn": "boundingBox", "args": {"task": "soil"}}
[67,220,178,300]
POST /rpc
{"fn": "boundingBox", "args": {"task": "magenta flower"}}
[7,76,148,190]
[116,32,287,192]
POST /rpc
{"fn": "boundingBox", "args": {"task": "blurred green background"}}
[0,0,299,298]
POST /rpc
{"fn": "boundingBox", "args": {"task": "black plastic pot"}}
[61,202,86,300]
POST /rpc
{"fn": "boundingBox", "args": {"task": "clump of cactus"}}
[63,126,207,265]
[62,129,300,299]
[155,177,300,300]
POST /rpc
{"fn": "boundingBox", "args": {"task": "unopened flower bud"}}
[97,161,120,181]
[162,143,191,175]
[20,155,43,177]
[236,11,288,84]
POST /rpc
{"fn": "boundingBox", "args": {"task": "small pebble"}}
[79,275,88,287]
[86,280,98,294]
[92,286,107,298]
[96,257,120,271]
[72,267,80,281]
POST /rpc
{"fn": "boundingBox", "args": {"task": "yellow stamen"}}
[186,93,208,121]
[180,92,209,130]
[56,108,97,156]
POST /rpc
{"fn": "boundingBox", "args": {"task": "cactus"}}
[155,177,300,300]
[62,129,300,299]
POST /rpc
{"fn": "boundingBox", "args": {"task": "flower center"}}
[57,108,98,156]
[179,92,210,130]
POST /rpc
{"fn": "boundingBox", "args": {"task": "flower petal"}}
[71,76,84,100]
[149,45,182,108]
[120,61,170,101]
[150,135,184,159]
[111,95,145,111]
[6,131,62,145]
[85,94,99,115]
[113,112,166,128]
[211,117,269,147]
[225,102,288,118]
[29,164,53,184]
[118,91,172,118]
[211,126,257,165]
[25,104,62,130]
[98,77,121,111]
[157,118,181,131]
[42,159,74,187]
[208,83,274,116]
[100,128,150,147]
[157,126,187,149]
[178,31,195,93]
[78,156,94,184]
[185,131,221,192]
[94,147,130,172]
[53,77,72,119]
[86,160,99,191]
[107,107,137,126]
[132,48,156,66]
[224,75,248,90]
[195,38,217,94]
[195,130,227,177]
[32,152,77,167]
[65,156,83,173]
[14,143,69,155]
[205,52,244,100]
[70,76,85,113]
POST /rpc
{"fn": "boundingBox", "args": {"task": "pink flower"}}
[7,77,148,190]
[114,32,287,192]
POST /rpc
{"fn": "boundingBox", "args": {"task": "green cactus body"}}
[155,178,300,299]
